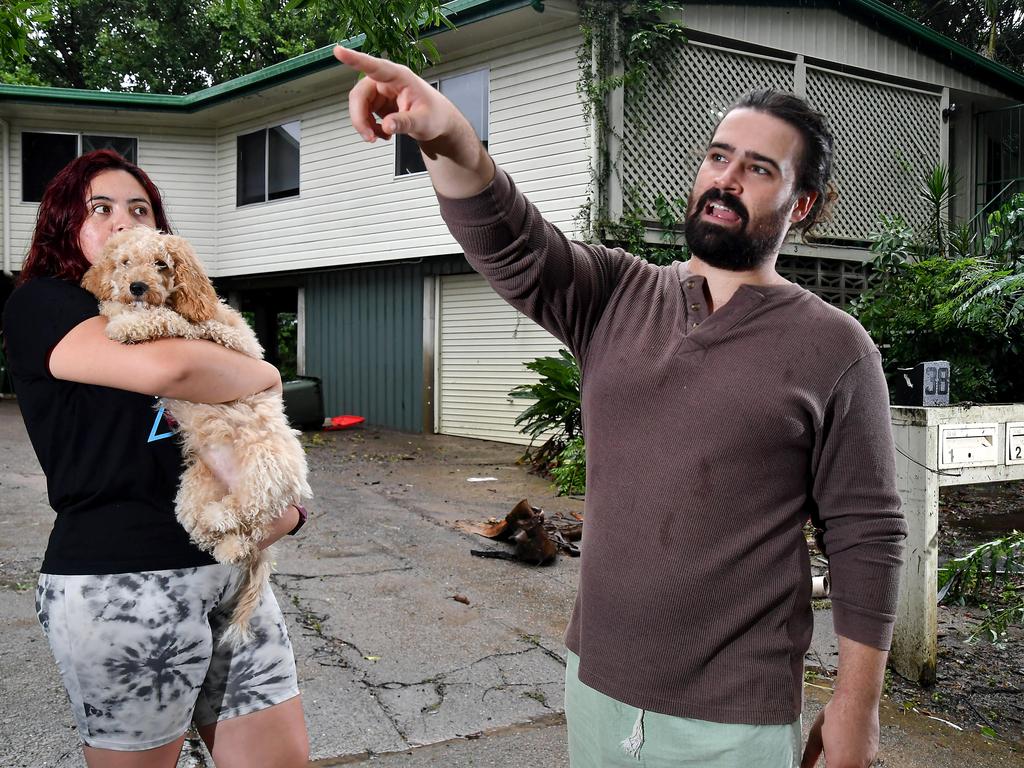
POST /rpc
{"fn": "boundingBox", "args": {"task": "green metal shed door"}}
[436,273,564,445]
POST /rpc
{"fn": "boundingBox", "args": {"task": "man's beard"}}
[683,188,790,271]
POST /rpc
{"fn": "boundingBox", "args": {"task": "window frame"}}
[236,120,302,207]
[21,131,139,204]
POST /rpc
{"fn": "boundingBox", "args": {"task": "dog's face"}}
[82,228,219,323]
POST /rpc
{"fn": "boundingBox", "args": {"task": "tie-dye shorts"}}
[35,564,300,751]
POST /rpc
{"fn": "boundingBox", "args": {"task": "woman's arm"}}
[258,504,305,550]
[49,316,282,403]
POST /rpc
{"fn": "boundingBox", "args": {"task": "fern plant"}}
[550,436,587,497]
[938,531,1024,642]
[952,193,1024,331]
[509,349,581,443]
[509,349,584,495]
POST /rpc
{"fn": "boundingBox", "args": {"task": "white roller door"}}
[437,273,566,444]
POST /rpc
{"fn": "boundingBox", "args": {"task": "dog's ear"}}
[80,257,114,301]
[166,236,219,323]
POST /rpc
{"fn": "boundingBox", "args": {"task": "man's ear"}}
[790,190,818,224]
[166,236,218,323]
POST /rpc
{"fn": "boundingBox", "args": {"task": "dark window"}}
[396,133,427,175]
[396,71,488,177]
[268,123,301,200]
[22,133,78,203]
[237,130,267,206]
[237,121,301,206]
[82,135,138,163]
[22,132,140,203]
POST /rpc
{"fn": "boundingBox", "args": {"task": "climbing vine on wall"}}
[575,0,688,264]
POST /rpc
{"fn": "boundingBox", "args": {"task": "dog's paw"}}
[98,301,127,320]
[213,534,251,565]
[199,320,263,357]
[147,307,201,338]
[200,500,238,533]
[102,311,139,343]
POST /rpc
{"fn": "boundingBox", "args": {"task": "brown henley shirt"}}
[438,166,907,725]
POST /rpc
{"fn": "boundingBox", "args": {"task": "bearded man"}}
[336,47,906,768]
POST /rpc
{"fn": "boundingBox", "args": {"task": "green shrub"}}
[953,194,1024,333]
[509,349,584,495]
[850,186,1024,403]
[855,176,1024,640]
[550,436,586,497]
[849,253,1009,402]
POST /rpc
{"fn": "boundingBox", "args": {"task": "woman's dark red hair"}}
[19,149,172,284]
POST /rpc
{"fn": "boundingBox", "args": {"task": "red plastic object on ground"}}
[324,415,365,431]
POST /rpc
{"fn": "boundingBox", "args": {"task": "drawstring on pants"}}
[620,708,646,760]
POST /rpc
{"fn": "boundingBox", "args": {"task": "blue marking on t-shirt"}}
[147,406,175,443]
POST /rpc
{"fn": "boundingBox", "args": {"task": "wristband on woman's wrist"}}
[287,504,307,536]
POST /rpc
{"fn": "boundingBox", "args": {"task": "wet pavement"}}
[0,398,1021,766]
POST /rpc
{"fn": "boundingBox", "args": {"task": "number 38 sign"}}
[893,360,950,407]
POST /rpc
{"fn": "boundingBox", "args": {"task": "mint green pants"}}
[565,652,801,767]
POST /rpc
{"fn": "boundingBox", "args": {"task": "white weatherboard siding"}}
[5,116,216,270]
[437,272,565,445]
[681,5,1007,98]
[213,27,588,276]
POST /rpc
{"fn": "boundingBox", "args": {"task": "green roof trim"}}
[0,0,536,112]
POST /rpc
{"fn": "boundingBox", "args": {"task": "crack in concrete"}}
[52,747,79,766]
[307,713,567,766]
[473,646,561,709]
[358,678,412,744]
[273,579,362,669]
[366,644,559,711]
[518,632,567,667]
[419,680,448,715]
[272,576,411,745]
[275,565,415,581]
[481,680,561,708]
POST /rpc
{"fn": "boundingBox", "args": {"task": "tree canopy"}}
[1,1,1022,93]
[880,1,1024,72]
[0,0,450,92]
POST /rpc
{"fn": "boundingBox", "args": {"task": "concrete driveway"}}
[0,399,1019,766]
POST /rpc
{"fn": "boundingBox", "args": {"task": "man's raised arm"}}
[333,47,495,199]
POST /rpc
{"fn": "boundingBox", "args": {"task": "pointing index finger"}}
[333,46,405,82]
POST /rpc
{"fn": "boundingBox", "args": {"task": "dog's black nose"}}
[129,281,148,297]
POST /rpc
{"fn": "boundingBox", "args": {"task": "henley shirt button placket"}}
[682,276,706,333]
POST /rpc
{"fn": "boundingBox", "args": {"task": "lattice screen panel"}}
[622,43,794,218]
[776,254,871,308]
[806,69,940,241]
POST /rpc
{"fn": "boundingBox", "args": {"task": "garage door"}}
[437,273,566,444]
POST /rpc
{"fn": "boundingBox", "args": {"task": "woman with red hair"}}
[3,150,309,768]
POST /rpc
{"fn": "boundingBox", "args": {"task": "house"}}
[1,0,1021,443]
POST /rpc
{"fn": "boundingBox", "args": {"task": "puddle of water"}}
[948,509,1024,534]
[941,481,1024,536]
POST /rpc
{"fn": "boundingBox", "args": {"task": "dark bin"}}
[282,376,325,430]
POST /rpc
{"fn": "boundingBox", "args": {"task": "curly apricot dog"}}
[82,227,312,644]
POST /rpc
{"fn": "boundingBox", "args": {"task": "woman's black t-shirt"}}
[2,277,216,574]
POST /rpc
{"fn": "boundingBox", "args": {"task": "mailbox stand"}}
[890,404,1024,683]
